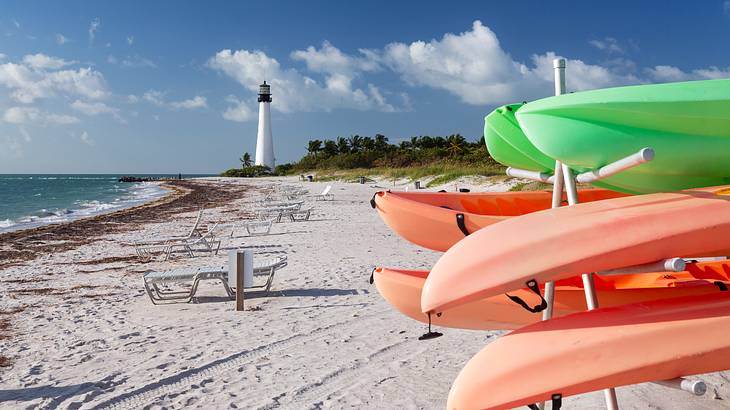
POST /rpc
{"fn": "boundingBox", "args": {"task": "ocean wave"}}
[0,182,168,233]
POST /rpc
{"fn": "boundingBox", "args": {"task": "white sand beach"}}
[1,177,729,409]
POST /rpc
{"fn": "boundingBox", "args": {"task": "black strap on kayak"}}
[505,279,547,313]
[370,190,389,209]
[715,281,728,291]
[528,394,562,410]
[418,312,443,340]
[456,213,470,236]
[369,268,375,284]
[438,190,447,193]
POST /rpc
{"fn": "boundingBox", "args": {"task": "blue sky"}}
[1,0,730,173]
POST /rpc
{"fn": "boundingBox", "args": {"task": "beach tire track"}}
[264,339,409,410]
[88,309,390,409]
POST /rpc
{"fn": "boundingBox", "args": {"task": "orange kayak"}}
[370,189,626,252]
[422,185,730,314]
[448,292,730,410]
[374,264,730,330]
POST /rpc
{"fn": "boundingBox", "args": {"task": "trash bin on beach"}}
[414,181,421,190]
[307,175,313,182]
[359,176,366,184]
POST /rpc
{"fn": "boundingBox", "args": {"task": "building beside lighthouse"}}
[255,81,275,170]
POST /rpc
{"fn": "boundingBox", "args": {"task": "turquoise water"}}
[0,175,203,233]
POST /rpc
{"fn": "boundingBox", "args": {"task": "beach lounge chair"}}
[132,209,204,249]
[281,207,313,222]
[314,185,334,201]
[135,224,222,261]
[244,219,274,236]
[142,255,288,304]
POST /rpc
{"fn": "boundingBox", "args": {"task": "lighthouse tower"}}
[255,81,275,170]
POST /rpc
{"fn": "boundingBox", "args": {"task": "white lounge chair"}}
[244,219,274,236]
[142,255,288,304]
[133,209,204,249]
[135,224,222,261]
[314,185,334,201]
[281,207,313,222]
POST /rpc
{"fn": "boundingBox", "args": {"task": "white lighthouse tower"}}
[254,81,275,170]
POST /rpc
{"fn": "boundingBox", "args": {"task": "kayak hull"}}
[448,292,730,410]
[372,189,626,252]
[374,265,730,330]
[516,79,730,194]
[422,185,730,314]
[484,103,554,172]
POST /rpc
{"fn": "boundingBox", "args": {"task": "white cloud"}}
[645,65,730,82]
[142,90,165,105]
[127,35,134,46]
[222,95,254,122]
[22,53,75,70]
[88,18,100,45]
[70,100,125,122]
[291,40,380,77]
[209,21,730,113]
[0,57,108,103]
[107,55,118,64]
[170,95,207,110]
[126,94,139,103]
[725,1,730,15]
[55,33,69,45]
[0,53,6,60]
[2,106,79,125]
[79,130,93,145]
[208,48,397,113]
[589,37,624,54]
[12,20,20,29]
[121,55,156,68]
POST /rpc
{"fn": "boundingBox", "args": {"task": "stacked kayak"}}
[448,292,730,409]
[484,103,554,173]
[369,78,730,409]
[421,186,730,314]
[516,79,730,194]
[372,188,625,252]
[374,263,730,330]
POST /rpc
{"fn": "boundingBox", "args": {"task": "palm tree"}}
[446,134,467,157]
[307,139,323,158]
[348,135,363,153]
[336,136,350,154]
[323,140,338,157]
[239,152,252,168]
[362,136,375,151]
[374,134,389,152]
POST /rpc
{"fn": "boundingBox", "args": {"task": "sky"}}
[1,0,730,173]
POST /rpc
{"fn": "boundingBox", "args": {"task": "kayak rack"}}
[511,58,707,410]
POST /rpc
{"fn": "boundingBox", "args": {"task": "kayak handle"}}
[505,279,548,313]
[456,213,470,236]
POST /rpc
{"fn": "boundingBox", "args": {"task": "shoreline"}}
[0,179,250,269]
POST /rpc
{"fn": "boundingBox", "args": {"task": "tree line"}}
[221,133,493,177]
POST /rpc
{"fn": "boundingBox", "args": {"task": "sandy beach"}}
[1,177,729,409]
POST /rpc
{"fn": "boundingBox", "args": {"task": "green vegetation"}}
[221,134,509,186]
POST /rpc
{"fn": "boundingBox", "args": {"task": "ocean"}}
[0,175,202,233]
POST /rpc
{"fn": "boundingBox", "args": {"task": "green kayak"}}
[516,79,730,194]
[484,103,554,172]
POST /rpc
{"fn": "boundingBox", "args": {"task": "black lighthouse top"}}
[258,81,272,103]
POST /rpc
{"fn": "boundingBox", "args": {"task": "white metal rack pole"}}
[541,59,568,333]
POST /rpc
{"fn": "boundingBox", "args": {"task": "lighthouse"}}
[255,81,275,170]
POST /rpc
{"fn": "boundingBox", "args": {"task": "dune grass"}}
[309,163,506,186]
